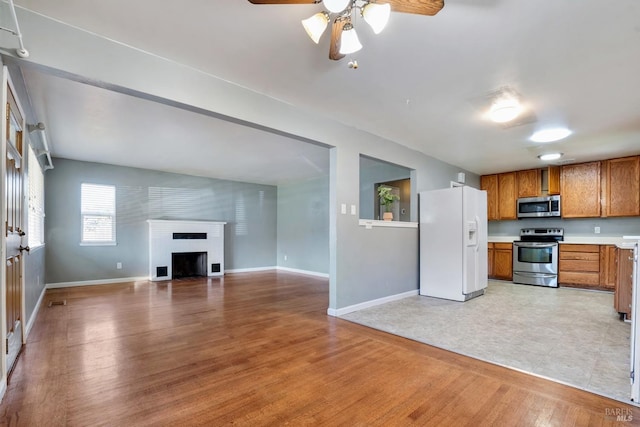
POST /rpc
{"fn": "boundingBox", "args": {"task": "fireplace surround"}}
[147,220,226,281]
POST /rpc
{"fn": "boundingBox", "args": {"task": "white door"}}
[4,80,25,373]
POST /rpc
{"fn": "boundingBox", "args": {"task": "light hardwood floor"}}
[1,271,638,426]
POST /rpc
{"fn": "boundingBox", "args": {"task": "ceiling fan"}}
[248,0,445,61]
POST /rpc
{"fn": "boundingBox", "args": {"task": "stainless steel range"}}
[513,228,564,288]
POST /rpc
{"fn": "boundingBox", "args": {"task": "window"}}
[81,183,116,244]
[28,144,45,247]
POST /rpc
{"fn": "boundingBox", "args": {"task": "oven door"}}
[513,241,558,275]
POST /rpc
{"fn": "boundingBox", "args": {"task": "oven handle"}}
[514,271,557,278]
[514,242,558,248]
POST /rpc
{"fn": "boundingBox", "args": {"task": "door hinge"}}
[5,339,8,355]
[631,370,635,381]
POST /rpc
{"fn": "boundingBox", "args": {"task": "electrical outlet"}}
[116,262,123,269]
[594,226,600,234]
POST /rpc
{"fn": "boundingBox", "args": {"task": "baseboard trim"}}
[327,289,418,317]
[0,377,6,404]
[25,285,47,339]
[276,266,329,278]
[46,276,149,289]
[226,266,276,274]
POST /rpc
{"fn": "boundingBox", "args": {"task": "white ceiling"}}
[10,0,640,184]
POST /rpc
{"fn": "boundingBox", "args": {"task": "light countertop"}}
[488,235,635,245]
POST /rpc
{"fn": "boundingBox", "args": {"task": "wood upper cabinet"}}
[497,172,517,220]
[516,169,541,198]
[561,162,601,218]
[480,175,499,221]
[547,166,561,195]
[602,156,640,217]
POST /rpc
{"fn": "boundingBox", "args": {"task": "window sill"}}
[80,242,117,246]
[358,220,418,229]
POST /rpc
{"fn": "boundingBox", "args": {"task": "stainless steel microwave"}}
[517,195,561,218]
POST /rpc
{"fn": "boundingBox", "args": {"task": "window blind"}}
[81,183,116,243]
[28,144,45,247]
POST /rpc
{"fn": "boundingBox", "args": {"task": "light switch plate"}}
[350,204,356,215]
[341,204,347,214]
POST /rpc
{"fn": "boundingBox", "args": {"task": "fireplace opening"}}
[172,252,207,279]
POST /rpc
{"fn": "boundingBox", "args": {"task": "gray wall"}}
[24,246,45,321]
[277,176,329,274]
[489,216,640,237]
[45,158,277,284]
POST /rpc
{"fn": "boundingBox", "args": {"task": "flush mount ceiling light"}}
[538,153,563,161]
[530,128,572,143]
[488,92,523,123]
[248,0,445,61]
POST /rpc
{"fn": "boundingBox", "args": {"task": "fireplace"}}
[172,252,207,279]
[148,220,226,281]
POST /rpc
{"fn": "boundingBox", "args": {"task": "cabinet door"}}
[599,245,617,291]
[517,169,541,198]
[617,249,634,320]
[480,174,499,221]
[498,172,517,220]
[561,162,601,218]
[487,243,494,278]
[547,166,561,195]
[604,156,640,217]
[493,243,512,280]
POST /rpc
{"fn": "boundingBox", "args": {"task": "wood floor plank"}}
[1,271,638,426]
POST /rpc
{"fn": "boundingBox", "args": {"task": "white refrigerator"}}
[419,186,488,301]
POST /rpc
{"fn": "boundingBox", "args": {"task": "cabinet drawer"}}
[560,244,599,253]
[559,259,599,272]
[559,271,600,286]
[559,252,599,262]
[493,243,512,250]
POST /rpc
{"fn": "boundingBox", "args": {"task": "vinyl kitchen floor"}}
[341,280,633,403]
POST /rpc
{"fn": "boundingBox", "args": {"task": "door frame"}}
[0,66,27,396]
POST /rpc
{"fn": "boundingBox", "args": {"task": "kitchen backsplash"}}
[488,216,640,237]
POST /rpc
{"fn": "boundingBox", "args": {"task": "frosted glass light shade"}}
[530,128,572,143]
[538,153,563,161]
[339,24,362,54]
[363,3,390,34]
[302,12,330,44]
[324,0,350,13]
[489,98,522,123]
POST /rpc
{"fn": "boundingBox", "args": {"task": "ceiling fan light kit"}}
[362,3,391,34]
[302,11,330,44]
[339,23,363,54]
[324,0,351,13]
[251,0,445,61]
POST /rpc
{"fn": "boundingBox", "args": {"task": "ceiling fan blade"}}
[329,19,346,61]
[385,0,445,16]
[247,0,319,4]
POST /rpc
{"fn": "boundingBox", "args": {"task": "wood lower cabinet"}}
[487,243,494,278]
[490,242,512,281]
[615,248,634,320]
[558,244,601,289]
[599,245,617,291]
[561,162,601,218]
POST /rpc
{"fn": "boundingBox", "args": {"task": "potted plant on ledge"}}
[378,186,400,221]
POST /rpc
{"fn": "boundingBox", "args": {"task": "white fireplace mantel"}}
[147,220,226,281]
